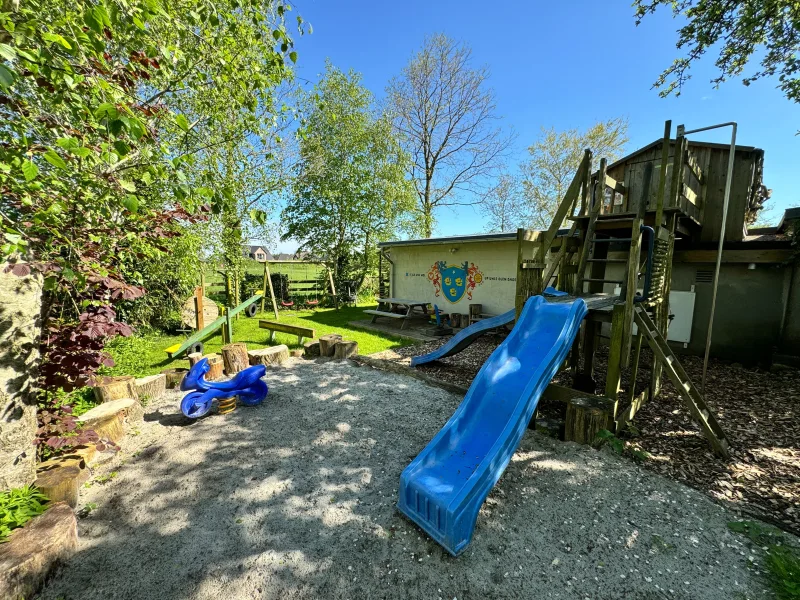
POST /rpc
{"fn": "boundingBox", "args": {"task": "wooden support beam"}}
[605,304,626,414]
[327,266,339,310]
[615,389,650,432]
[604,174,626,196]
[654,120,671,228]
[536,150,590,263]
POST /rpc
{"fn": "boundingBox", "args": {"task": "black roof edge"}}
[378,228,573,248]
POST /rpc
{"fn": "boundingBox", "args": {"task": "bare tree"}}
[521,118,629,229]
[388,34,513,237]
[480,173,525,232]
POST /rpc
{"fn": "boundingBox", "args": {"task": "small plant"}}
[0,486,49,543]
[34,406,108,461]
[728,521,800,599]
[95,471,119,485]
[77,502,98,518]
[593,429,651,462]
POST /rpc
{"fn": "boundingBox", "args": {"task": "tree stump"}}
[221,342,249,375]
[135,374,166,400]
[564,396,614,445]
[187,352,203,367]
[468,303,482,324]
[34,465,84,508]
[319,334,342,357]
[450,313,462,328]
[290,349,304,358]
[303,339,320,358]
[333,340,358,360]
[0,503,77,600]
[161,368,188,389]
[93,375,138,403]
[204,354,225,380]
[76,398,143,444]
[248,345,289,366]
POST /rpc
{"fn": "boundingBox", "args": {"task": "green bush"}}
[0,486,49,543]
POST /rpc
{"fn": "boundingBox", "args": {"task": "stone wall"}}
[0,260,42,490]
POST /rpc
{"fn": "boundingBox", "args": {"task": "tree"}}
[0,0,302,452]
[480,174,525,232]
[387,33,512,237]
[634,0,800,105]
[520,119,629,229]
[282,63,415,293]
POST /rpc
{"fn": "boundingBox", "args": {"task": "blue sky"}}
[272,0,799,250]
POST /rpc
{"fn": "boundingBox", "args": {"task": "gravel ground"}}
[40,358,781,600]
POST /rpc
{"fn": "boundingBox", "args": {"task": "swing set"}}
[260,260,338,319]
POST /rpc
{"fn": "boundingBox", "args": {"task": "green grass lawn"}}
[105,303,415,378]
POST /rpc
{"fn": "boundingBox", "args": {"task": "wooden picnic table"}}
[363,298,432,330]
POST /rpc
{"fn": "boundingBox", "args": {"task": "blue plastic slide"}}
[397,295,588,556]
[411,308,516,367]
[410,286,569,367]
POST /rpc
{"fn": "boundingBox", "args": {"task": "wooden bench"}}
[363,309,409,329]
[258,320,316,345]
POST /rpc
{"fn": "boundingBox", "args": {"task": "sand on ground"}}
[40,359,778,600]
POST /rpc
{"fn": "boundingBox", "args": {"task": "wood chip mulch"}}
[373,334,800,536]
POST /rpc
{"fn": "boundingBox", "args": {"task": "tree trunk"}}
[564,396,614,445]
[161,368,188,389]
[319,334,343,357]
[333,340,358,360]
[303,339,320,357]
[204,354,225,380]
[187,352,203,367]
[93,375,139,403]
[221,342,249,375]
[248,345,289,366]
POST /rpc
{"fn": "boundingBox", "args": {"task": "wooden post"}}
[605,304,626,415]
[327,265,339,310]
[564,396,614,445]
[193,286,205,330]
[262,262,279,320]
[515,229,543,319]
[223,306,233,344]
[654,120,672,229]
[573,320,598,392]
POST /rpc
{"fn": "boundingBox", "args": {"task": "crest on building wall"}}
[427,260,484,303]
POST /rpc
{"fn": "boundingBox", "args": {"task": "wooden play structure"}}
[259,260,338,319]
[518,120,730,457]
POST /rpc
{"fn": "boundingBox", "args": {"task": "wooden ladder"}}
[633,305,730,458]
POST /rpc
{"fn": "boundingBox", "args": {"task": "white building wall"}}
[384,241,518,316]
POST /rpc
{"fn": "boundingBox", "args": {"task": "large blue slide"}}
[397,295,588,556]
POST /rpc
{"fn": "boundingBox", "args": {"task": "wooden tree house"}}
[516,121,731,457]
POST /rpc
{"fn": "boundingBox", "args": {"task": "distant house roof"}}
[247,245,272,258]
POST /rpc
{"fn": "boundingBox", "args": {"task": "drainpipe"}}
[678,122,737,394]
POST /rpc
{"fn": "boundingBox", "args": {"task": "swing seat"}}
[281,300,294,308]
[305,299,320,307]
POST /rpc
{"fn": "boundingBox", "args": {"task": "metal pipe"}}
[679,122,737,393]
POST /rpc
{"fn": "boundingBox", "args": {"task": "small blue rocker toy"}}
[179,358,268,419]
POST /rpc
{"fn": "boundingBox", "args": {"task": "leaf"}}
[289,51,297,64]
[0,63,15,90]
[94,102,119,121]
[0,43,15,61]
[118,180,136,192]
[121,195,138,213]
[42,32,72,50]
[43,150,67,169]
[56,137,80,151]
[21,160,38,181]
[113,140,130,157]
[175,114,189,132]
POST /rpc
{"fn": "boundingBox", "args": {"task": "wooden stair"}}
[633,306,730,458]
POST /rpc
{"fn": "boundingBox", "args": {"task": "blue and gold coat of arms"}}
[427,260,484,304]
